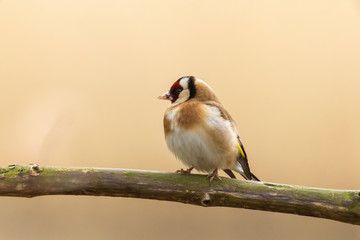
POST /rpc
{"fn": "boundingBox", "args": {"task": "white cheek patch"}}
[179,77,190,89]
[171,89,190,106]
[178,89,189,99]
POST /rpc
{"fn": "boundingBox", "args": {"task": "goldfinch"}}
[159,76,260,182]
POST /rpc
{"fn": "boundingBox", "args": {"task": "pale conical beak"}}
[158,91,171,100]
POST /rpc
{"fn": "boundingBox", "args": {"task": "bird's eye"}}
[176,88,182,94]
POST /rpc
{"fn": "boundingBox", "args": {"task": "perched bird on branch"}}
[159,76,260,182]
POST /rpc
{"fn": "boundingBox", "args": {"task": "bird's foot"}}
[176,167,194,174]
[207,169,222,182]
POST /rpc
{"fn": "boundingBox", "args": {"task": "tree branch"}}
[0,164,359,225]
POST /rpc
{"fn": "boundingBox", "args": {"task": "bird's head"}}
[158,76,196,105]
[159,76,219,105]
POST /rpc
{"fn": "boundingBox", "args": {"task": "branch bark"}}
[0,164,359,225]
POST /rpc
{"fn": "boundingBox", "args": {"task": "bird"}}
[158,76,260,182]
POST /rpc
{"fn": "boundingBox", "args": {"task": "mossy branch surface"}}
[0,164,359,225]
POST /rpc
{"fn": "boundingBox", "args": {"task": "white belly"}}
[164,104,239,173]
[166,127,227,172]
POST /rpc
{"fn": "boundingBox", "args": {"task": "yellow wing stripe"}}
[237,143,245,158]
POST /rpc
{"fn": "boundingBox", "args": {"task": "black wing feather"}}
[237,136,260,181]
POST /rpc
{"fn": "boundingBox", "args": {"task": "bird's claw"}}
[207,169,222,182]
[175,167,194,174]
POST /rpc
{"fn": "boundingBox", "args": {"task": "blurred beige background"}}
[1,0,360,239]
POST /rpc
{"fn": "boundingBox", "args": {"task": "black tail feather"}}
[223,169,236,179]
[224,169,260,181]
[251,172,260,181]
